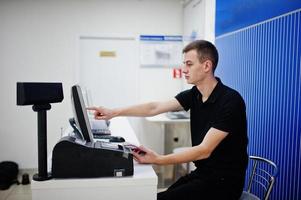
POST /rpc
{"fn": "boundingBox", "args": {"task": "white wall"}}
[183,0,206,41]
[182,0,215,90]
[183,0,215,43]
[0,0,183,168]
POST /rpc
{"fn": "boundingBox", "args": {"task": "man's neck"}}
[196,76,218,102]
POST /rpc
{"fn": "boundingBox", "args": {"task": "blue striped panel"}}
[215,9,301,200]
[215,0,301,36]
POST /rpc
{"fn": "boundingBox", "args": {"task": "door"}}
[79,36,139,108]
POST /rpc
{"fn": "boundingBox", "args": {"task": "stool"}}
[172,147,196,181]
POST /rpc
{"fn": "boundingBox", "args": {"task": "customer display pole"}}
[32,104,52,181]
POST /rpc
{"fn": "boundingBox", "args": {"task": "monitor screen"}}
[71,85,94,142]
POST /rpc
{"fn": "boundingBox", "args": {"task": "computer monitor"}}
[71,85,94,143]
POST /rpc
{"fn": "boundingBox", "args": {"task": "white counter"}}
[31,117,158,200]
[146,113,190,123]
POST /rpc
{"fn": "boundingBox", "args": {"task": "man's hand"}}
[132,146,162,165]
[87,106,116,120]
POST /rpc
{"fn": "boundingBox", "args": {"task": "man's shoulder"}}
[177,86,197,96]
[220,84,245,105]
[223,85,241,96]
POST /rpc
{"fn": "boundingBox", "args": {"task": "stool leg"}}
[186,162,190,174]
[173,164,178,181]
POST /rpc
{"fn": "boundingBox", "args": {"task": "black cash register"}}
[51,85,133,178]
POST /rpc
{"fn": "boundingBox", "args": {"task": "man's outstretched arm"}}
[87,98,183,120]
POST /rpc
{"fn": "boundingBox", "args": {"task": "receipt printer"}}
[51,136,133,178]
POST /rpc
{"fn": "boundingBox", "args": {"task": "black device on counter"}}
[51,85,133,178]
[17,82,64,181]
[69,117,125,143]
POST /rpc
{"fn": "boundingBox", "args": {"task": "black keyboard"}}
[94,135,125,143]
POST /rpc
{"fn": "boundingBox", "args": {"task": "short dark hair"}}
[183,40,219,72]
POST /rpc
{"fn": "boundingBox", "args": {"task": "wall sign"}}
[139,35,183,67]
[173,68,182,79]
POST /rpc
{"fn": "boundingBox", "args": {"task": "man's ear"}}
[203,60,213,72]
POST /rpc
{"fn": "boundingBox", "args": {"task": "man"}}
[88,40,248,200]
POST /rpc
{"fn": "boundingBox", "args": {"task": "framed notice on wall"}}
[139,35,183,67]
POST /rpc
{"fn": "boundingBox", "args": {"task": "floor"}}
[0,169,34,200]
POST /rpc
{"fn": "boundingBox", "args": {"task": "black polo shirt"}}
[175,78,248,176]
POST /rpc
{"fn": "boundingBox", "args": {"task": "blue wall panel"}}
[215,9,301,200]
[216,0,301,36]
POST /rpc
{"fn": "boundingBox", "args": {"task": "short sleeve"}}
[175,89,193,111]
[212,93,246,134]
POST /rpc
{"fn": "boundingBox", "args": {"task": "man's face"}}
[182,49,205,85]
